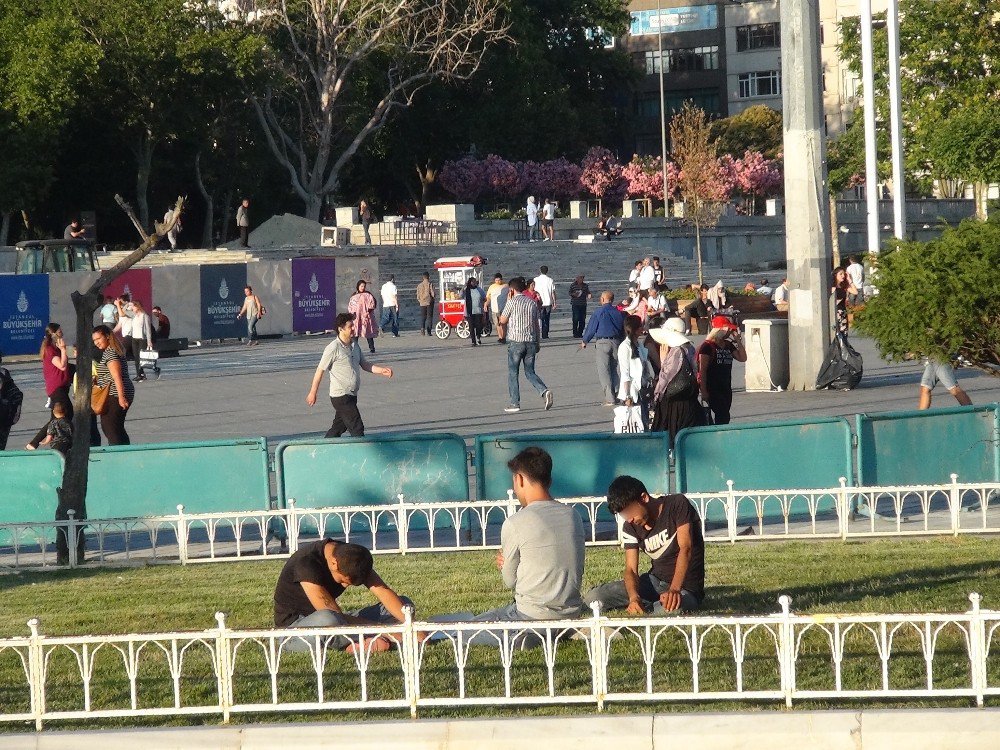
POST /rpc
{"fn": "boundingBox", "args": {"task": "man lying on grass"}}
[584,475,705,615]
[273,539,413,653]
[467,446,586,645]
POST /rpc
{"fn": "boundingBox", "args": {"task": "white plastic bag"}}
[613,405,645,434]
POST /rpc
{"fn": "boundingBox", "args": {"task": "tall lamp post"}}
[656,1,670,214]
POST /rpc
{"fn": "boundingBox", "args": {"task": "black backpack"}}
[0,367,24,426]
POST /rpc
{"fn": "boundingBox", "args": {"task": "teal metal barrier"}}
[856,404,1000,486]
[275,434,470,533]
[85,439,271,519]
[474,433,671,502]
[674,418,854,524]
[0,451,64,535]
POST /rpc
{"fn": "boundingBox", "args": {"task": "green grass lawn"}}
[1,537,999,729]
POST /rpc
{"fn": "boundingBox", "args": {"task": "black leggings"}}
[707,388,733,425]
[100,398,131,445]
[469,314,483,343]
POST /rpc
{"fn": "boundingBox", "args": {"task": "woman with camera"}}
[697,315,747,425]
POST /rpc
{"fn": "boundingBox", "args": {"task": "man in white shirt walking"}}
[541,199,556,241]
[846,256,865,305]
[379,275,399,337]
[533,265,557,340]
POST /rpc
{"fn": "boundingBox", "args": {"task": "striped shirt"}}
[97,348,135,400]
[500,294,541,343]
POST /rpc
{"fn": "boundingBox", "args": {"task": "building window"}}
[642,46,719,75]
[635,88,723,118]
[736,22,781,52]
[738,70,781,98]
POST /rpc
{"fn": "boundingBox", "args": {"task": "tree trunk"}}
[417,161,438,217]
[695,220,703,286]
[194,152,215,249]
[57,197,184,565]
[20,209,32,235]
[304,192,324,222]
[974,181,988,221]
[0,211,10,246]
[829,193,841,267]
[134,134,156,231]
[221,189,233,243]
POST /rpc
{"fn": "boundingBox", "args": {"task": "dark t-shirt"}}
[46,417,73,454]
[569,282,590,306]
[698,339,735,392]
[622,495,705,601]
[273,539,345,626]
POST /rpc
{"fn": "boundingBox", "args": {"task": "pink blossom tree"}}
[438,156,486,203]
[729,150,782,214]
[622,155,679,203]
[531,158,583,202]
[482,154,521,201]
[580,147,628,206]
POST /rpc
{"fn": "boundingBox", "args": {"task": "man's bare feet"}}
[345,636,393,655]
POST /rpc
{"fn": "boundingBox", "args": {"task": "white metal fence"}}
[1,595,998,730]
[1,479,998,571]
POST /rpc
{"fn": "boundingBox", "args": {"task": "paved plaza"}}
[5,312,999,450]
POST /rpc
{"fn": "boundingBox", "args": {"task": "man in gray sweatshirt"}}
[471,447,585,636]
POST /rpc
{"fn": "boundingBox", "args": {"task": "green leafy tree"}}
[928,102,1000,221]
[709,105,782,159]
[0,0,99,240]
[855,219,1000,377]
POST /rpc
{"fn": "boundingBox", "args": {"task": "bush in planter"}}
[479,208,514,220]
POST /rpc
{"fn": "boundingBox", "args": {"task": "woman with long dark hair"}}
[616,314,652,425]
[26,323,72,450]
[347,280,379,354]
[831,267,856,337]
[92,324,134,445]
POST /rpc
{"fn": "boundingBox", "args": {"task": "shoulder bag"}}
[661,352,697,401]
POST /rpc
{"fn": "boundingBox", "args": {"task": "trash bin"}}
[743,318,789,392]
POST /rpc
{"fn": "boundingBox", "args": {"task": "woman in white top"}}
[617,314,652,425]
[130,300,154,382]
[526,196,539,242]
[646,283,666,316]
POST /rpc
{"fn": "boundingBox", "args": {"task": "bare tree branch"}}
[251,0,509,218]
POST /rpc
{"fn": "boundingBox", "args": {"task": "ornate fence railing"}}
[1,595,997,730]
[1,479,997,571]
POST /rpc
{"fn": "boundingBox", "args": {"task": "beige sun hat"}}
[648,316,690,348]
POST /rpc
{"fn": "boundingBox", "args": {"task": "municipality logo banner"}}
[0,274,49,355]
[292,258,336,332]
[200,264,246,339]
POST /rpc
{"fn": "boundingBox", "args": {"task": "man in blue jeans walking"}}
[498,277,553,414]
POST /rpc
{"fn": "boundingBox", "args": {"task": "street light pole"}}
[860,0,880,254]
[886,0,906,240]
[656,1,670,215]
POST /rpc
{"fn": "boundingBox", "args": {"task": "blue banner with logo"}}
[292,258,336,333]
[630,5,718,36]
[0,274,49,355]
[200,264,247,340]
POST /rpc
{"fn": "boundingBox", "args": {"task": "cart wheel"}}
[456,320,471,339]
[434,321,451,339]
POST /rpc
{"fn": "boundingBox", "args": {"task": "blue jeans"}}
[380,306,399,336]
[465,601,574,649]
[246,315,259,342]
[528,222,539,241]
[284,596,414,652]
[583,573,701,616]
[507,341,548,407]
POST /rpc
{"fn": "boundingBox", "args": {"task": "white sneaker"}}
[543,391,553,410]
[504,405,521,413]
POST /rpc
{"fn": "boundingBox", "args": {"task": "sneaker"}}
[504,405,521,413]
[602,401,615,407]
[543,390,553,410]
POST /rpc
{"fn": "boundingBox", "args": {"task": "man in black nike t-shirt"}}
[584,475,705,615]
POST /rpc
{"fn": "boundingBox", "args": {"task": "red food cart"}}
[433,254,488,339]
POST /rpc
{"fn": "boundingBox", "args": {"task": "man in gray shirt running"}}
[469,447,585,644]
[306,312,392,437]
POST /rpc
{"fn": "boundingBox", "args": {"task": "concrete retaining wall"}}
[5,709,1000,749]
